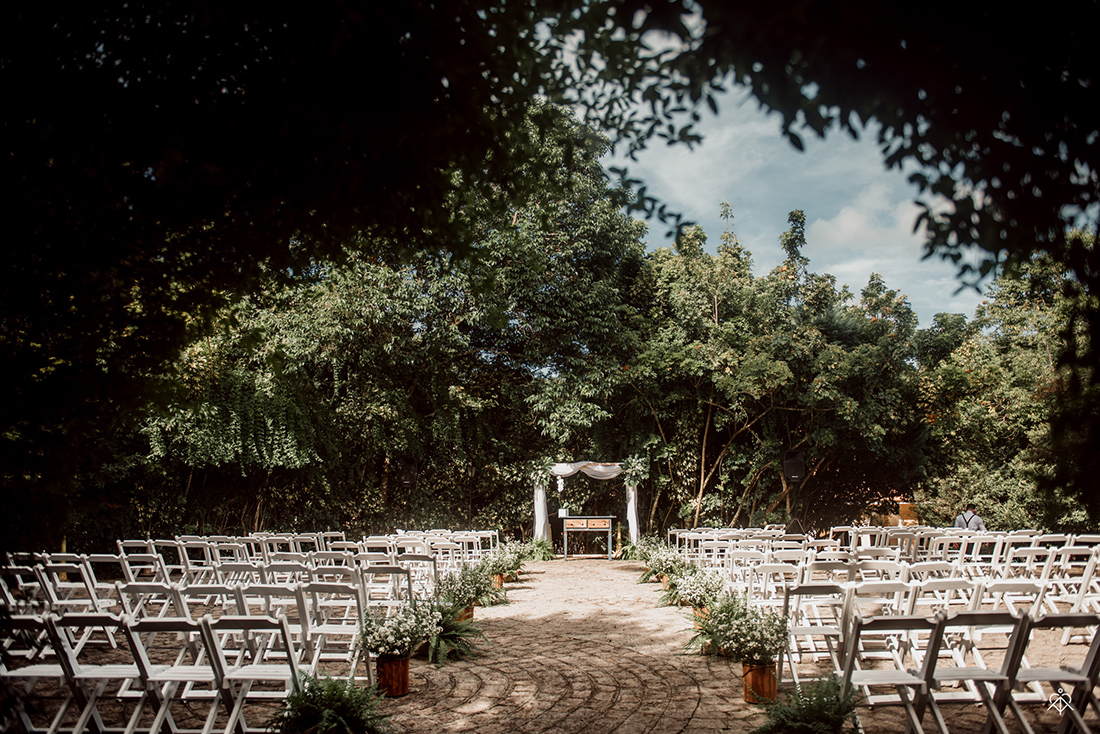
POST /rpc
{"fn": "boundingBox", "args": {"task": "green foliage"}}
[29,103,650,547]
[913,254,1092,530]
[521,539,557,562]
[750,674,861,734]
[620,455,649,486]
[641,545,689,584]
[266,675,391,734]
[427,601,487,667]
[611,208,924,535]
[620,535,664,563]
[15,187,1092,549]
[5,0,1100,551]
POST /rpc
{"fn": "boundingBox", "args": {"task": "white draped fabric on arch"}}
[533,461,640,546]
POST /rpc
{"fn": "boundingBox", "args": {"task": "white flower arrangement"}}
[479,541,525,577]
[437,564,496,608]
[729,606,788,665]
[688,593,788,665]
[646,544,689,578]
[675,569,725,609]
[360,603,442,659]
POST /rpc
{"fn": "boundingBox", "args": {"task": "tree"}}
[610,209,925,534]
[42,106,648,548]
[5,1,1100,537]
[913,254,1090,530]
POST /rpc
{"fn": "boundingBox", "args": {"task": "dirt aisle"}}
[381,559,767,733]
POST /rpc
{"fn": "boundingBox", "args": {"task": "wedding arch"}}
[533,461,640,546]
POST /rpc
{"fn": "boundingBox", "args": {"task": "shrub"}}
[751,674,862,734]
[427,599,487,666]
[437,564,503,608]
[675,569,726,609]
[360,604,440,659]
[619,534,664,562]
[521,538,556,561]
[266,675,391,734]
[479,541,525,578]
[639,544,688,584]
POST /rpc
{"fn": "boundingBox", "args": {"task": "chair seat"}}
[849,669,925,688]
[1014,666,1090,685]
[312,623,359,635]
[1,662,65,678]
[148,666,216,683]
[72,664,142,680]
[225,664,296,681]
[933,666,1008,684]
[790,624,840,636]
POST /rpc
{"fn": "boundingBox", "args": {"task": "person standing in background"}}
[954,503,987,531]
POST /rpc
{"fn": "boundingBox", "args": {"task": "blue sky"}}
[604,87,988,328]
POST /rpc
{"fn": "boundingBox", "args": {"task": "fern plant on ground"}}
[750,674,861,734]
[266,674,392,734]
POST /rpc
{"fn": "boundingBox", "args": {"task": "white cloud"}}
[602,88,987,325]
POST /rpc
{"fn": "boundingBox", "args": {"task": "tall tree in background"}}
[4,1,1098,543]
[915,251,1092,530]
[57,107,648,549]
[610,209,925,534]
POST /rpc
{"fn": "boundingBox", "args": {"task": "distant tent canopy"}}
[532,461,640,546]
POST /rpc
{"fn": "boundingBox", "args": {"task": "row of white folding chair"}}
[839,526,1100,564]
[4,551,174,610]
[2,559,148,655]
[249,530,346,552]
[327,536,481,571]
[394,532,495,566]
[828,525,1085,555]
[133,534,343,581]
[0,610,259,734]
[107,547,410,593]
[119,562,415,618]
[777,576,1052,684]
[730,549,1097,601]
[114,576,394,685]
[178,530,344,554]
[722,556,949,600]
[92,611,301,734]
[834,610,1100,734]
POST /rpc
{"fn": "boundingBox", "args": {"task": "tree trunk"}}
[693,403,713,527]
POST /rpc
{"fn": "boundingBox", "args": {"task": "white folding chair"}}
[904,578,977,619]
[360,565,414,614]
[123,615,227,734]
[300,581,369,684]
[176,540,219,585]
[839,613,949,734]
[918,608,1025,734]
[838,581,916,664]
[397,553,439,601]
[200,614,304,734]
[780,582,845,688]
[989,612,1100,734]
[0,614,79,734]
[47,612,151,734]
[234,584,312,666]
